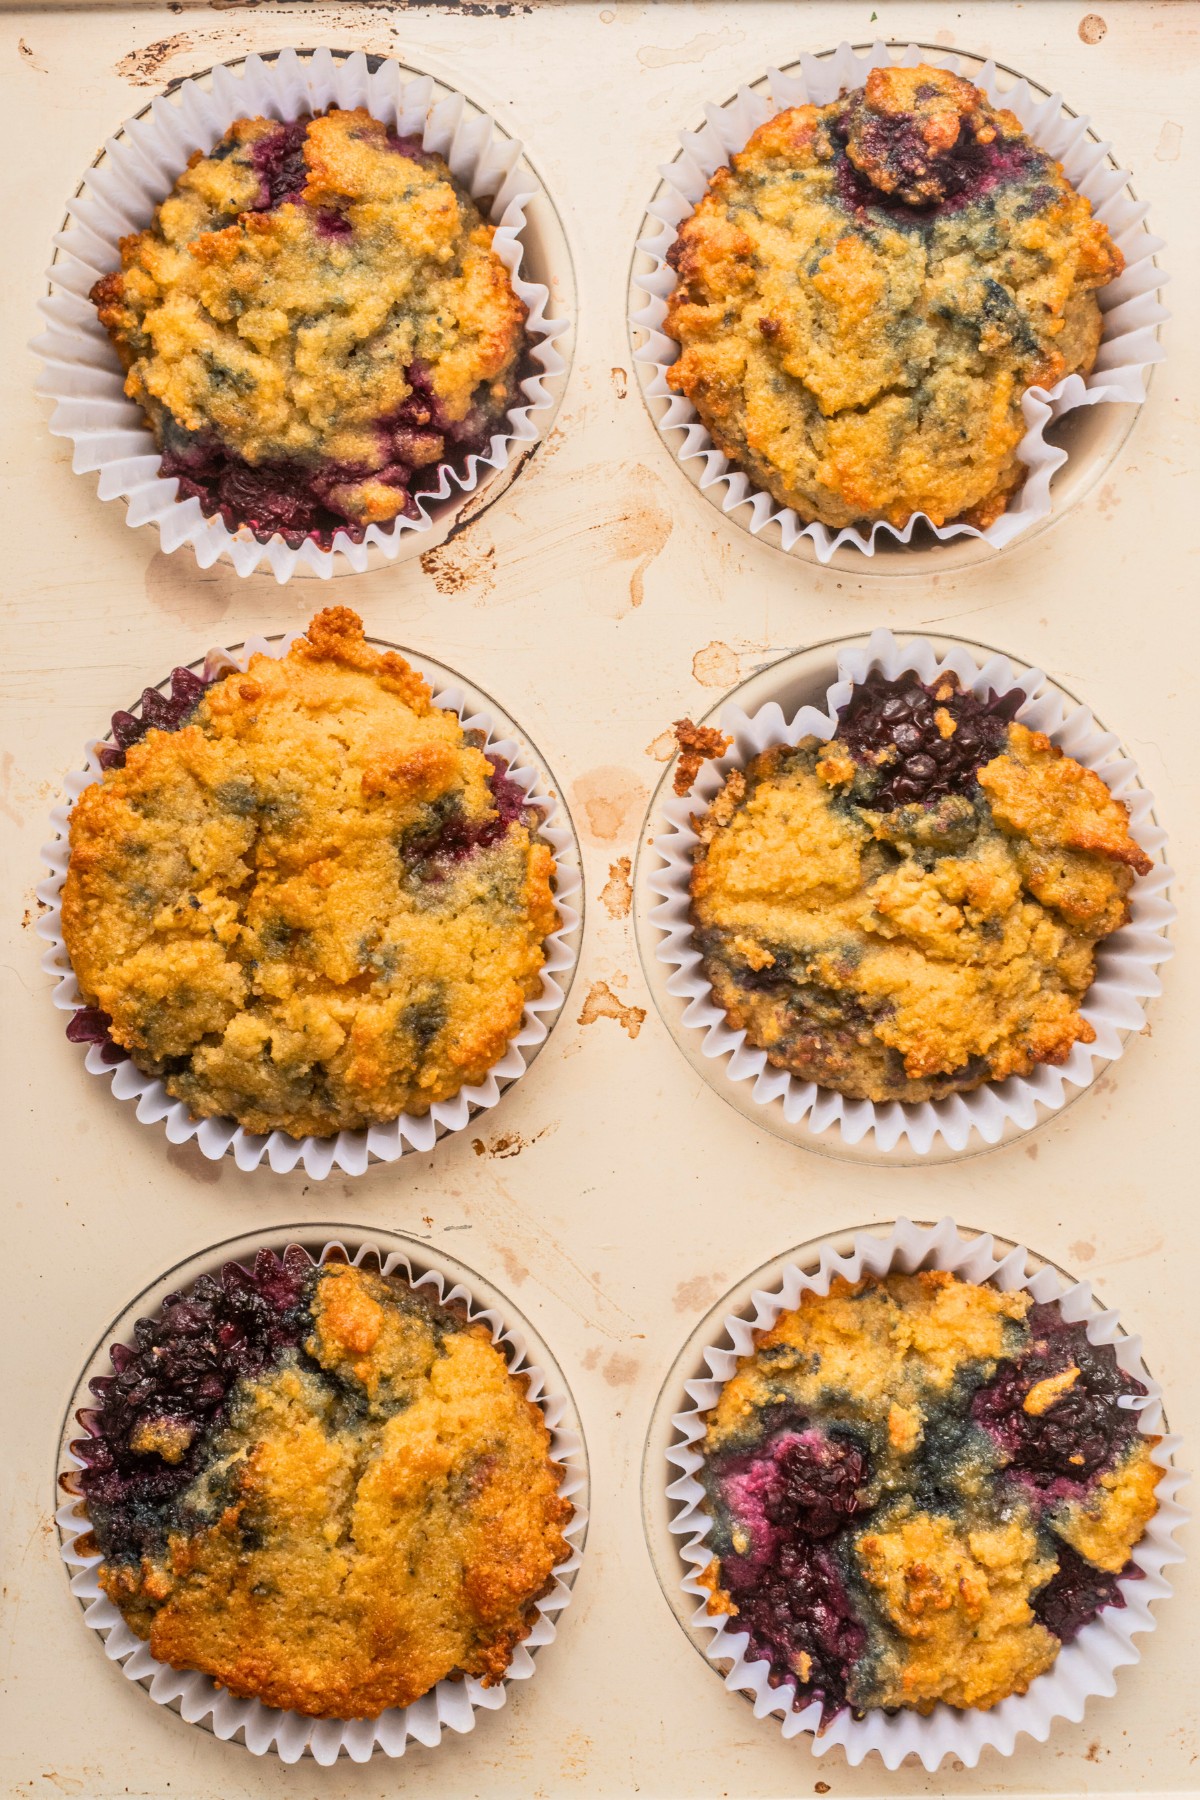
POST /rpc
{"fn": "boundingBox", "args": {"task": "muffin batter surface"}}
[62,608,558,1136]
[71,1255,573,1717]
[698,1272,1160,1718]
[665,64,1122,531]
[690,669,1150,1102]
[92,108,528,542]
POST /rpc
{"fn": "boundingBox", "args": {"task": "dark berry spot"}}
[836,670,1022,810]
[1034,1541,1136,1642]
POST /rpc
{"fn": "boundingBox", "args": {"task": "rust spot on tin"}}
[570,767,648,846]
[116,34,193,84]
[603,1352,640,1387]
[420,540,496,598]
[601,857,632,919]
[692,641,741,688]
[577,980,645,1040]
[1078,13,1107,42]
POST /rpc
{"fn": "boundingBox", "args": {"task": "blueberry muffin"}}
[91,108,528,546]
[689,668,1152,1103]
[65,1252,573,1717]
[665,64,1122,531]
[697,1271,1160,1718]
[61,607,558,1137]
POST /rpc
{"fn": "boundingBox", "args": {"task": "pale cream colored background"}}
[1,2,1196,1795]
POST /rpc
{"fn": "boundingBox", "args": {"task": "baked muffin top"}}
[91,108,528,545]
[698,1271,1160,1718]
[665,64,1122,531]
[62,608,558,1137]
[689,669,1151,1103]
[68,1253,573,1718]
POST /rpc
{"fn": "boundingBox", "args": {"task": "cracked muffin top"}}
[66,1253,573,1718]
[689,667,1151,1103]
[665,64,1122,532]
[91,108,528,546]
[61,607,558,1138]
[697,1271,1160,1719]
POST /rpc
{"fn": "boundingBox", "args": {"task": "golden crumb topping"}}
[62,607,558,1136]
[665,64,1121,531]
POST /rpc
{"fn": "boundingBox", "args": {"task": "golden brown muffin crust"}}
[698,1271,1160,1717]
[689,700,1147,1102]
[665,64,1122,531]
[96,1263,573,1718]
[92,108,528,533]
[62,608,559,1136]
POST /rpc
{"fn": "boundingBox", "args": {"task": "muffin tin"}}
[6,5,1194,1796]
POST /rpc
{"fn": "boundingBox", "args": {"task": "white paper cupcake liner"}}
[37,631,582,1177]
[630,40,1168,564]
[647,629,1174,1156]
[666,1216,1187,1770]
[57,1235,588,1765]
[32,47,568,581]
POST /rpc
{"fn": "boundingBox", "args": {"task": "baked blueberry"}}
[697,1272,1160,1718]
[91,108,528,547]
[65,1253,573,1717]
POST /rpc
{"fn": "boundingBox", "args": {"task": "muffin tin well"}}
[641,1218,1187,1770]
[38,630,584,1176]
[34,47,576,580]
[628,41,1165,575]
[633,630,1173,1164]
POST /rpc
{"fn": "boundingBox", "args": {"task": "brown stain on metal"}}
[1070,1240,1097,1263]
[673,1273,726,1313]
[1155,120,1183,162]
[471,1126,550,1160]
[620,483,672,609]
[577,980,645,1040]
[692,641,741,688]
[144,550,237,627]
[603,1352,640,1387]
[116,34,194,84]
[1078,13,1107,42]
[581,1345,602,1371]
[636,27,745,68]
[645,728,677,762]
[496,1245,529,1287]
[18,39,47,72]
[610,366,628,400]
[570,767,648,846]
[600,857,632,919]
[420,540,496,598]
[1025,1143,1039,1160]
